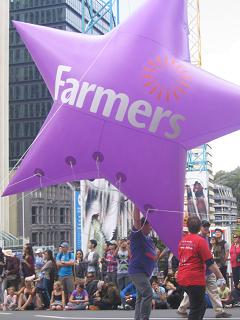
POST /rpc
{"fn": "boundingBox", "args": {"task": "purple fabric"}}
[71,289,88,301]
[3,0,240,256]
[128,227,156,277]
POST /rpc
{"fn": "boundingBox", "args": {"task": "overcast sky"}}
[119,0,240,173]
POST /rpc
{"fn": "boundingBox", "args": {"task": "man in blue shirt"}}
[128,206,160,320]
[56,242,75,301]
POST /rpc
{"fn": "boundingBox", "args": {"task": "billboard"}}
[80,179,133,255]
[185,171,209,221]
[74,190,82,251]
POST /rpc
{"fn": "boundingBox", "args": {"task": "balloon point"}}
[65,156,77,166]
[92,151,104,162]
[116,172,127,183]
[34,168,45,177]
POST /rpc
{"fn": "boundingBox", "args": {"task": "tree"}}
[214,167,240,214]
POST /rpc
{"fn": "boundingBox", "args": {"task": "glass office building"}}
[9,0,113,168]
[9,0,115,248]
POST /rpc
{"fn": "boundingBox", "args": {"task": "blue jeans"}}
[37,278,51,307]
[130,273,152,320]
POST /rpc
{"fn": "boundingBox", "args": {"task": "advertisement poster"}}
[80,179,133,255]
[74,190,82,250]
[185,171,209,221]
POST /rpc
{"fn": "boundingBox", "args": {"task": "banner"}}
[74,190,82,250]
[185,171,209,221]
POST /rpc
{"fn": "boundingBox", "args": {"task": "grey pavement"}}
[0,309,239,320]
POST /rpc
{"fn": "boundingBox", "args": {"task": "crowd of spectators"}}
[0,228,239,313]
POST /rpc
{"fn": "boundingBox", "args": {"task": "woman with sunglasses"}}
[230,234,240,289]
[75,250,86,280]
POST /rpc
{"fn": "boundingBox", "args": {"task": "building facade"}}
[213,184,238,228]
[0,0,10,238]
[9,0,116,249]
[16,184,73,248]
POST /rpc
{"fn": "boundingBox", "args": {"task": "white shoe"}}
[117,305,124,310]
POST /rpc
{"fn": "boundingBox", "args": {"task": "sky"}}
[119,0,240,173]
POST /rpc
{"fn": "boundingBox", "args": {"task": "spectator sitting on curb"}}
[0,287,17,311]
[85,272,98,306]
[93,281,121,310]
[120,282,136,310]
[151,280,168,310]
[218,282,232,307]
[65,283,88,310]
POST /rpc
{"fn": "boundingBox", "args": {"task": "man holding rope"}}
[128,206,160,320]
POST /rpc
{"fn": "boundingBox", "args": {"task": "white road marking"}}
[34,316,240,320]
[0,313,12,315]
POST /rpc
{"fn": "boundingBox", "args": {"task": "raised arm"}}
[133,205,141,230]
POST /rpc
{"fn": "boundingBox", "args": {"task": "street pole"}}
[22,192,25,246]
[66,183,75,254]
[73,187,76,256]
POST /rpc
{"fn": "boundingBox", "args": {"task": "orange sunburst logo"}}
[143,55,191,103]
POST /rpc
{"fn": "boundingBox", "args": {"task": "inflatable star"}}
[4,0,240,255]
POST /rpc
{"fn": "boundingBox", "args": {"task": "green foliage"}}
[214,167,240,214]
[234,225,240,236]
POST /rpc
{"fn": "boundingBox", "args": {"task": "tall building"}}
[9,0,117,249]
[0,0,10,238]
[9,0,114,169]
[16,185,73,249]
[213,184,238,228]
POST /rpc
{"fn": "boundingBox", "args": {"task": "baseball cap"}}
[201,220,210,228]
[60,242,69,248]
[35,248,43,254]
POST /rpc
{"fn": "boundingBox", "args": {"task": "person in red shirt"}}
[230,234,240,288]
[177,217,226,320]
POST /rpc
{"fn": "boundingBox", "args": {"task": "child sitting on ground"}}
[218,282,232,307]
[1,287,17,311]
[65,283,89,310]
[152,281,168,309]
[50,281,65,310]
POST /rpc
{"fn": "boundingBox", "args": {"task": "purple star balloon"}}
[4,0,240,255]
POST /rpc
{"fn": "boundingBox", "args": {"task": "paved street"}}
[0,309,240,320]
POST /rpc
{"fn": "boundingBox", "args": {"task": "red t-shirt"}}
[230,244,240,268]
[177,233,212,286]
